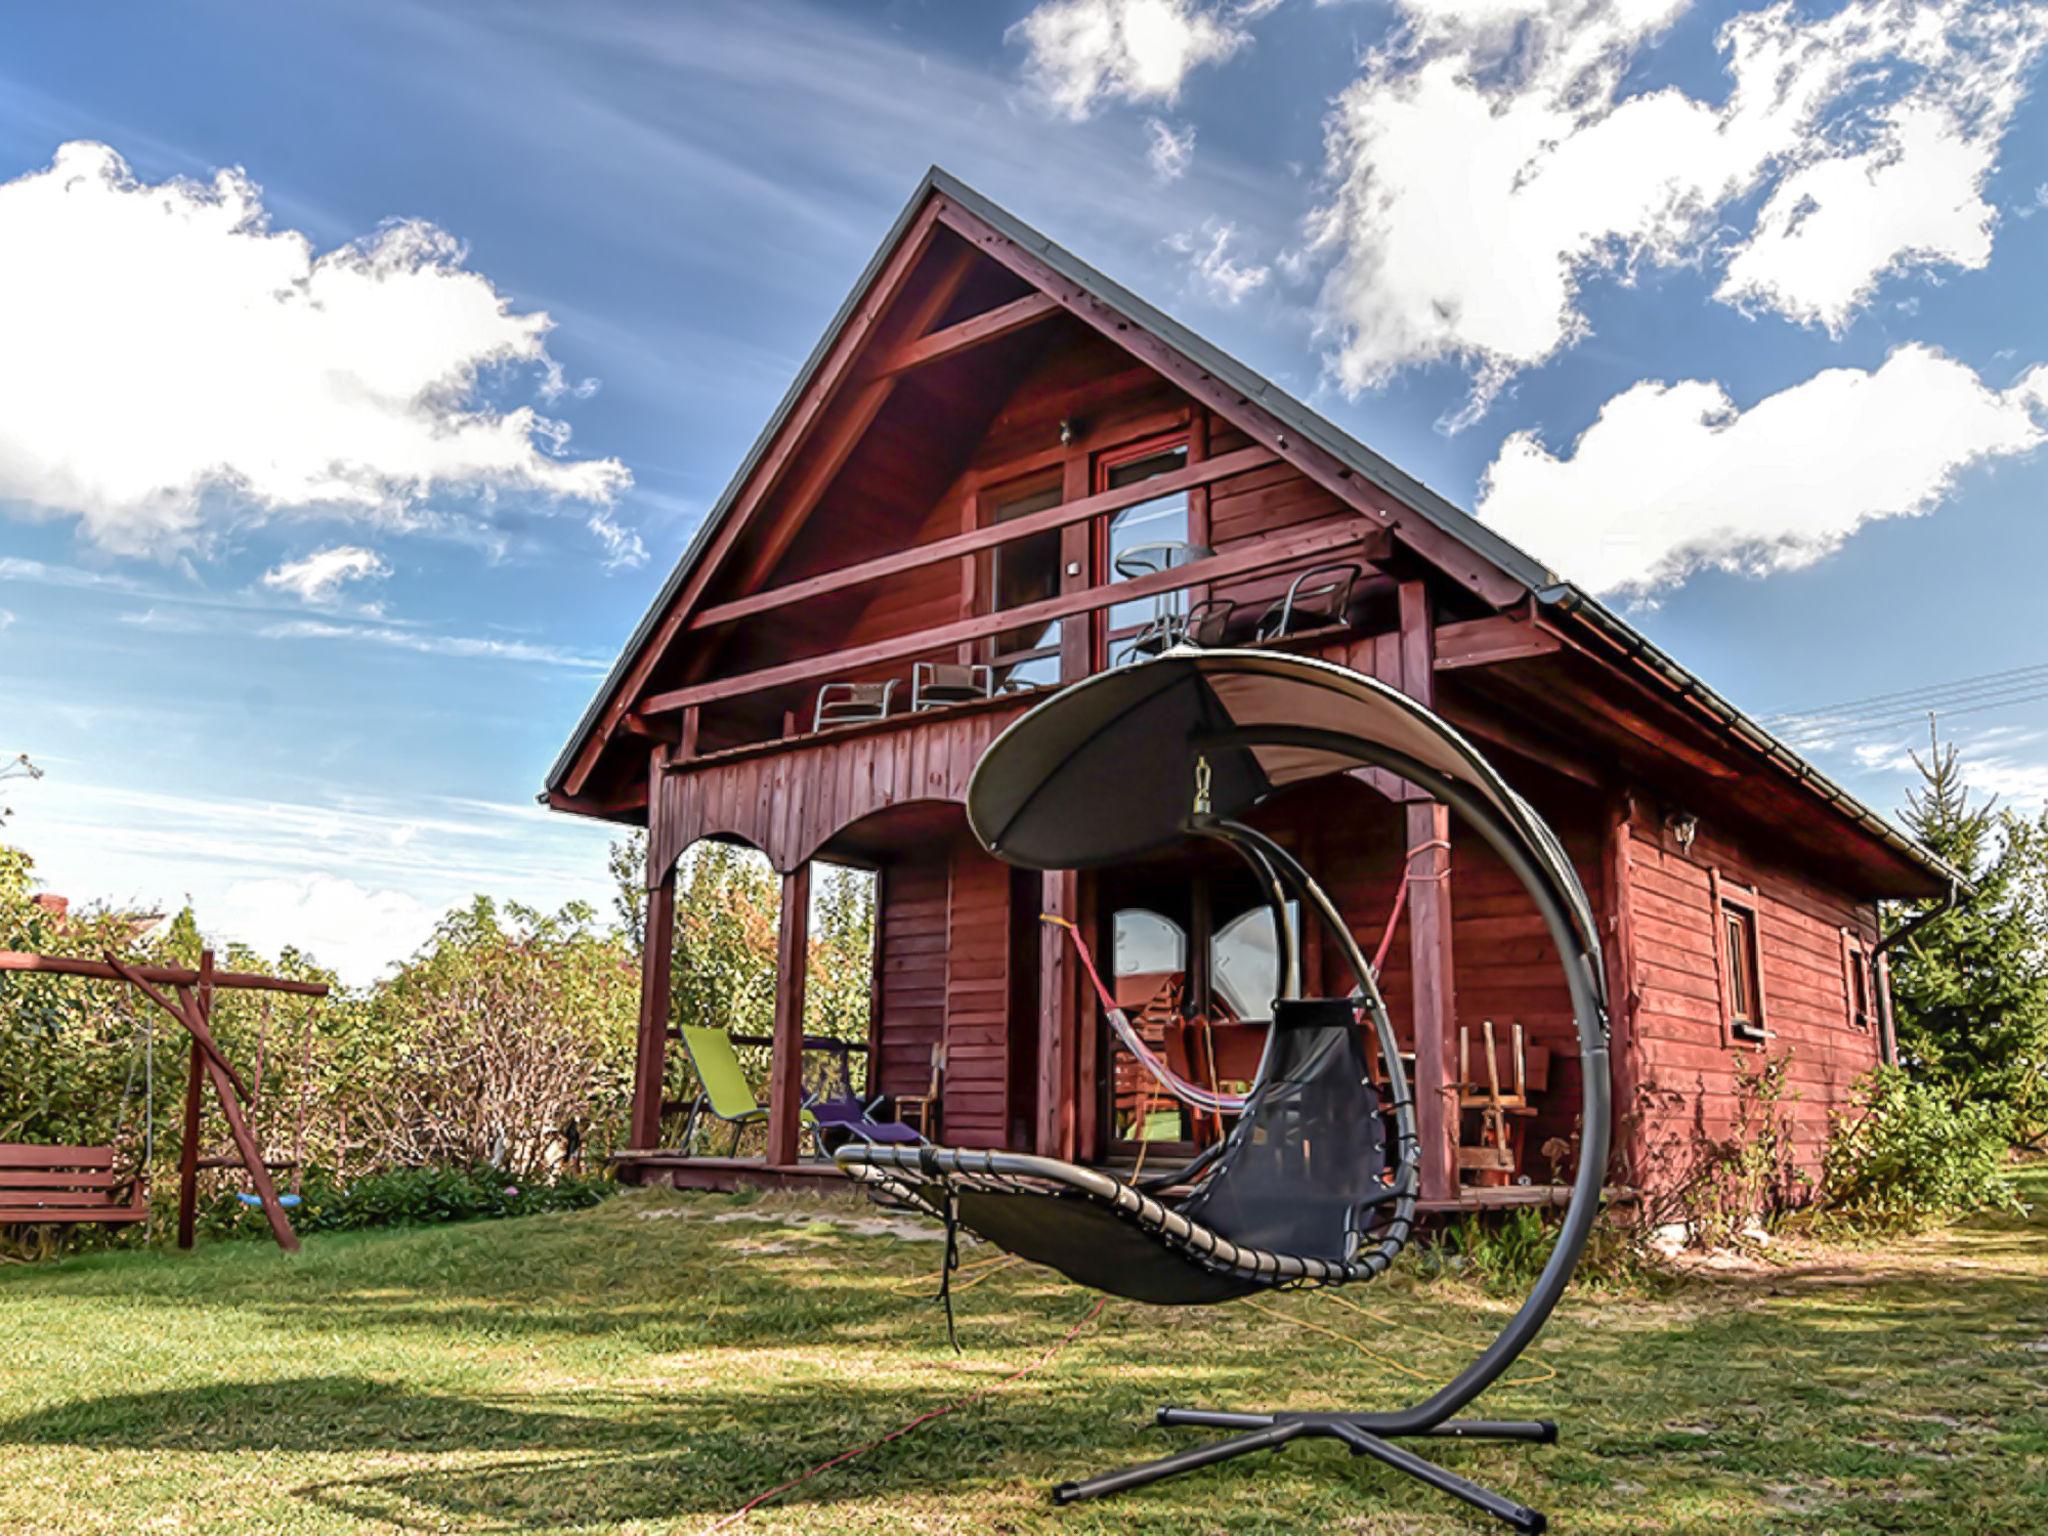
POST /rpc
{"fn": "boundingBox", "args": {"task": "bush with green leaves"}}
[1821,1066,2022,1229]
[198,1164,613,1241]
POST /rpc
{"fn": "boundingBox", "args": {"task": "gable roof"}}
[546,167,1959,896]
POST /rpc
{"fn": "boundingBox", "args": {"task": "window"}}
[1844,935,1872,1032]
[1721,899,1765,1042]
[1209,902,1300,1023]
[1098,439,1190,636]
[1114,908,1186,977]
[987,478,1063,687]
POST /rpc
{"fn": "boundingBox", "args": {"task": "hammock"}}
[1052,830,1454,1119]
[1046,913,1251,1116]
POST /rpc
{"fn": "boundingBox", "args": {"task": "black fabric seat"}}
[839,998,1407,1304]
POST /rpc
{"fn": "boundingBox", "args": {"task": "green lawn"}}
[2,1167,2044,1536]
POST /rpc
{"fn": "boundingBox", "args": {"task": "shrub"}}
[198,1164,613,1241]
[1820,1066,2022,1229]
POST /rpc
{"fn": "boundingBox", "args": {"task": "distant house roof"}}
[548,167,1960,895]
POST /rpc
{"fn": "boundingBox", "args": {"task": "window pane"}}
[1114,908,1186,976]
[1104,447,1190,633]
[990,483,1062,685]
[1724,906,1760,1029]
[1210,902,1297,1022]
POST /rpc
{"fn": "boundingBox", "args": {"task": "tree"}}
[1888,728,2048,1143]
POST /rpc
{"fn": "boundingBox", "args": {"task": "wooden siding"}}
[649,700,1024,879]
[875,857,947,1107]
[1625,816,1882,1193]
[945,844,1013,1148]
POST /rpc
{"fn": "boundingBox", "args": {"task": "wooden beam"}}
[1038,870,1079,1160]
[176,1033,203,1250]
[712,244,983,624]
[1397,581,1458,1205]
[687,445,1277,633]
[559,203,952,797]
[872,291,1060,378]
[0,951,327,997]
[1433,613,1563,671]
[644,524,1378,715]
[632,759,678,1152]
[933,198,1528,611]
[1601,793,1643,1190]
[768,863,812,1166]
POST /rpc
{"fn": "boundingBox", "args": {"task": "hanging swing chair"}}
[837,647,1611,1534]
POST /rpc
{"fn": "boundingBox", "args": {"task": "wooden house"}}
[546,170,1956,1211]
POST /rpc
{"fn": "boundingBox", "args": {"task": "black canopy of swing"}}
[839,647,1609,1309]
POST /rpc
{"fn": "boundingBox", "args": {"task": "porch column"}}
[1399,579,1459,1203]
[768,861,813,1166]
[630,745,677,1153]
[1038,869,1079,1160]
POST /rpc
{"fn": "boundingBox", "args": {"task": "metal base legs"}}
[1051,1407,1556,1534]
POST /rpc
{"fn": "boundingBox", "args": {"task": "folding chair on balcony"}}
[1254,563,1362,641]
[814,678,900,732]
[912,662,993,712]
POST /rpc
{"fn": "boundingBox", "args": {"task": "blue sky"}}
[3,0,2045,981]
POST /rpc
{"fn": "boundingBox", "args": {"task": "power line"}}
[1760,660,2048,727]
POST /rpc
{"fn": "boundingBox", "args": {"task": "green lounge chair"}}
[675,1025,823,1159]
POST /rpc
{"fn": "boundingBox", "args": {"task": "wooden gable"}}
[547,169,1954,905]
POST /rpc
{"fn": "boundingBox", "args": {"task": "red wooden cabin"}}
[546,170,1955,1211]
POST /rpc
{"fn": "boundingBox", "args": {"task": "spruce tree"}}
[1888,724,2048,1143]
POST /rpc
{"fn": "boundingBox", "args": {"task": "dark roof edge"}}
[1537,583,1967,894]
[545,166,1960,897]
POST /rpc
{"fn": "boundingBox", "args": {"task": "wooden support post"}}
[176,1034,204,1250]
[1038,869,1079,1160]
[769,862,813,1166]
[1058,455,1092,682]
[179,952,299,1253]
[1398,580,1458,1202]
[631,868,678,1153]
[1602,793,1643,1187]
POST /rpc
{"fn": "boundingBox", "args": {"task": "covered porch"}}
[611,642,1613,1214]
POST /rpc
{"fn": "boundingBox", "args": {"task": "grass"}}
[1,1166,2044,1536]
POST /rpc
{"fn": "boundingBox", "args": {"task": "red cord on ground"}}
[699,1296,1111,1532]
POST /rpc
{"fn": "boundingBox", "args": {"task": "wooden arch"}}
[647,700,1024,883]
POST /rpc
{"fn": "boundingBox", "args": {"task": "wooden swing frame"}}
[0,947,326,1252]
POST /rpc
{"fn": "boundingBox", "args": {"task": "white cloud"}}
[211,874,437,986]
[1171,220,1271,304]
[1303,0,2048,415]
[0,141,630,555]
[585,506,648,570]
[0,608,14,630]
[1479,344,2048,594]
[260,545,392,605]
[1145,117,1197,182]
[1011,0,1253,119]
[258,617,608,669]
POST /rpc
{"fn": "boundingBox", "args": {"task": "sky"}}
[3,0,2046,983]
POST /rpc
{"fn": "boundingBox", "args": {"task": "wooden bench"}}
[0,1143,149,1225]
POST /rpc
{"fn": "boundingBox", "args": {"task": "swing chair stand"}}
[1056,1407,1556,1533]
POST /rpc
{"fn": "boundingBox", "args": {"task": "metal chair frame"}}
[911,661,993,712]
[813,678,901,733]
[1255,563,1362,641]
